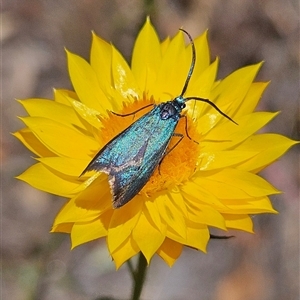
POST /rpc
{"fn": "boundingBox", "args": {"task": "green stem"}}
[129,253,148,300]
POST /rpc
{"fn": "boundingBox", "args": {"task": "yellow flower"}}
[15,19,297,269]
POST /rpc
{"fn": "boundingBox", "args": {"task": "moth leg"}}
[180,115,198,144]
[158,133,184,174]
[166,133,184,155]
[111,104,154,117]
[210,234,235,239]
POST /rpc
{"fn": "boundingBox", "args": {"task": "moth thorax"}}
[160,102,181,120]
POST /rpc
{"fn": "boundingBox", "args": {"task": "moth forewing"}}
[81,29,236,208]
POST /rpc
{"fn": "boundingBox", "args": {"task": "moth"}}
[81,29,236,208]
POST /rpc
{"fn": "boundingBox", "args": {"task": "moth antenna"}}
[179,28,195,97]
[180,29,237,125]
[185,96,238,125]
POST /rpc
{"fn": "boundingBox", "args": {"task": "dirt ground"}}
[2,1,299,299]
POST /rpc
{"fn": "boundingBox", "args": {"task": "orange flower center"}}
[99,96,200,197]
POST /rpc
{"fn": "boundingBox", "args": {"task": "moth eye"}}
[161,111,169,119]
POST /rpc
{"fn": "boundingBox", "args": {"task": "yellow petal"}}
[71,210,112,248]
[169,187,188,217]
[107,196,143,253]
[66,50,112,114]
[184,199,227,230]
[198,150,258,171]
[210,63,263,116]
[132,211,165,264]
[144,199,164,232]
[155,193,187,239]
[160,37,170,55]
[190,30,210,78]
[186,57,219,103]
[16,163,81,197]
[90,32,111,85]
[156,238,182,267]
[51,223,73,233]
[54,89,78,105]
[235,82,269,117]
[111,236,140,270]
[111,46,141,100]
[52,175,112,226]
[131,17,161,93]
[181,181,227,209]
[53,89,103,132]
[193,112,220,136]
[67,97,103,129]
[185,222,210,252]
[194,168,280,199]
[167,221,209,252]
[90,34,124,111]
[221,196,277,214]
[13,128,55,157]
[20,117,99,159]
[236,134,299,172]
[203,112,279,151]
[19,99,84,129]
[152,31,188,101]
[37,157,89,177]
[223,214,254,232]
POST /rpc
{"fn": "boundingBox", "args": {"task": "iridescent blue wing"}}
[81,106,178,208]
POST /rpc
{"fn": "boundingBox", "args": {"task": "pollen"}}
[99,95,200,197]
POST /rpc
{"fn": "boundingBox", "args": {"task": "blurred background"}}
[2,0,299,299]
